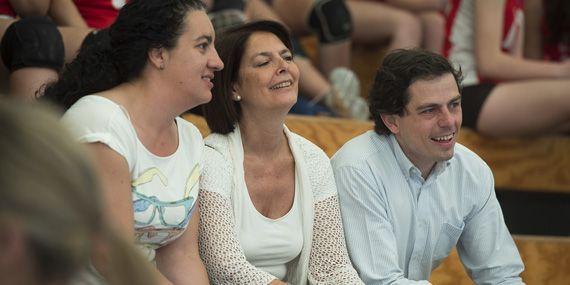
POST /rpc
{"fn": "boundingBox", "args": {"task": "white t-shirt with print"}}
[63,95,203,261]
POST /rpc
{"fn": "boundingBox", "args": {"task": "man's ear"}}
[148,47,168,70]
[380,114,400,134]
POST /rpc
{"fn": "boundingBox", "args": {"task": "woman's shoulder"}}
[204,132,231,152]
[65,95,122,119]
[289,131,338,202]
[200,133,234,197]
[203,132,234,168]
[288,131,329,163]
[176,117,204,143]
[62,95,133,137]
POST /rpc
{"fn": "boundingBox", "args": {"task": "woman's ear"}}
[231,83,242,101]
[148,47,168,70]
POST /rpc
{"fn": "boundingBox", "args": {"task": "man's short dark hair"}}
[369,49,463,135]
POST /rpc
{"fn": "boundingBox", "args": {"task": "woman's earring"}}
[234,95,242,101]
[159,63,165,70]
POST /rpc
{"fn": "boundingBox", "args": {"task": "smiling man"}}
[332,49,525,285]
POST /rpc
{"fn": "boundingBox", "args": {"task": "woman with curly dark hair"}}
[43,0,223,283]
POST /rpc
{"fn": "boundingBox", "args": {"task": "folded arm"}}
[475,0,570,80]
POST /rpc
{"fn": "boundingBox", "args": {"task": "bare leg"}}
[296,56,331,101]
[297,56,368,119]
[251,0,367,118]
[245,0,285,25]
[0,20,90,99]
[347,0,421,50]
[270,0,314,36]
[271,0,352,74]
[418,11,445,54]
[1,18,59,99]
[319,40,351,76]
[58,26,92,63]
[523,0,543,59]
[477,79,570,136]
[5,27,90,99]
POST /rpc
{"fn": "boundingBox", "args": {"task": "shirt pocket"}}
[432,222,464,267]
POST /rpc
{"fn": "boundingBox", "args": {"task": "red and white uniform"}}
[0,0,16,19]
[74,0,126,29]
[542,23,569,62]
[543,42,569,62]
[444,0,524,85]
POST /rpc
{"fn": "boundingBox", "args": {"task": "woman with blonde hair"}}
[0,99,154,285]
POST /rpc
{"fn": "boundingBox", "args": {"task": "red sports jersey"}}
[543,42,569,62]
[0,0,16,18]
[541,18,569,62]
[444,0,524,85]
[75,0,126,29]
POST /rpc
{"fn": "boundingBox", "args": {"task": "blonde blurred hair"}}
[0,99,155,285]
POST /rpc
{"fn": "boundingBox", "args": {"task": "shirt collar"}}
[387,134,451,182]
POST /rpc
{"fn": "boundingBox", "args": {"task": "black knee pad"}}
[308,0,352,44]
[1,16,64,72]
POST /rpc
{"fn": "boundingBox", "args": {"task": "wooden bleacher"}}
[186,114,570,193]
[431,236,570,285]
[185,35,569,284]
[183,113,570,285]
[298,36,570,194]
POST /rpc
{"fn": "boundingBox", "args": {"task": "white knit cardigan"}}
[198,125,363,284]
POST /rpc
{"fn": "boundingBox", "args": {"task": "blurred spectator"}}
[43,0,221,283]
[524,0,569,62]
[349,0,447,53]
[210,0,368,119]
[0,0,90,99]
[246,0,368,119]
[73,0,124,29]
[444,0,570,136]
[0,99,155,285]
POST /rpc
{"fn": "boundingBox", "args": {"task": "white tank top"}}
[444,0,524,85]
[238,171,303,280]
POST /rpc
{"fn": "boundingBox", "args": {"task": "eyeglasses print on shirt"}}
[131,165,200,228]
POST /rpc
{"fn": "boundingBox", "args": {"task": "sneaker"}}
[326,67,369,120]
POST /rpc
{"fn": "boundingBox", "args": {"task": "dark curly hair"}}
[369,49,463,135]
[42,0,206,109]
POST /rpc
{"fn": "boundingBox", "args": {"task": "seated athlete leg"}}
[477,79,570,136]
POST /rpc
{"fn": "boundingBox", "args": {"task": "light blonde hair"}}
[0,99,155,285]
